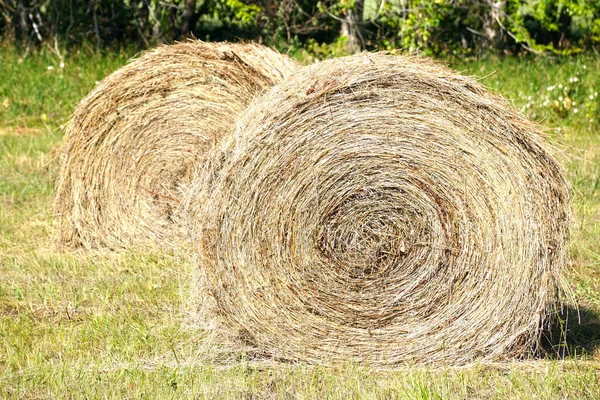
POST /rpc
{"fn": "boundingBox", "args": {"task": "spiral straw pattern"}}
[193,53,570,365]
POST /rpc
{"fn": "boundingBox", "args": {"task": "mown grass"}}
[1,46,599,398]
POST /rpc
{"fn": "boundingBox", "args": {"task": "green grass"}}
[1,46,600,398]
[0,45,135,127]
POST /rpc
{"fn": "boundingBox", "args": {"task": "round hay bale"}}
[193,53,571,365]
[54,40,299,249]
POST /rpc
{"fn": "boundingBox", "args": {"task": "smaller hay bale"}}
[54,40,299,250]
[192,52,571,366]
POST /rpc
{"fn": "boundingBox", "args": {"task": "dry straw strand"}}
[54,40,299,250]
[192,52,571,366]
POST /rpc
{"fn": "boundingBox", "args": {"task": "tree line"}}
[2,0,600,55]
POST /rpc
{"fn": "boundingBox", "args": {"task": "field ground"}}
[1,46,599,398]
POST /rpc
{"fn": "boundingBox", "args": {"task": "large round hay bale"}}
[193,53,570,365]
[54,41,299,249]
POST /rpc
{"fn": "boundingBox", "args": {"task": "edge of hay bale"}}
[53,40,300,250]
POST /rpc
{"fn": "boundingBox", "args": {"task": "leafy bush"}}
[2,0,600,55]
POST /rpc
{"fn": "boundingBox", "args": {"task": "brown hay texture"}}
[53,41,299,250]
[193,53,571,366]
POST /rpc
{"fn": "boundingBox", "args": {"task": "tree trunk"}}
[340,0,363,54]
[136,0,149,49]
[181,0,197,37]
[16,0,29,42]
[483,0,505,49]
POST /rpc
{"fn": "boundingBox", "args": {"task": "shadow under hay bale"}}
[543,305,600,359]
[191,52,571,366]
[54,40,299,250]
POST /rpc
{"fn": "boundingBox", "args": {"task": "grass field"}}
[1,45,599,398]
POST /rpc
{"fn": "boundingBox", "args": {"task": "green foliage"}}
[504,0,600,54]
[210,0,262,28]
[377,1,450,52]
[372,0,600,55]
[3,0,600,54]
[288,36,350,62]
